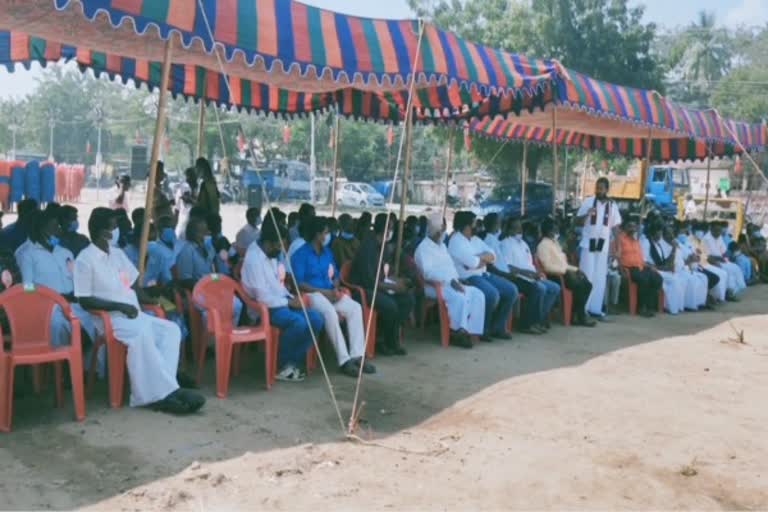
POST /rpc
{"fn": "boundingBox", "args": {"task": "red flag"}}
[86,140,92,155]
[387,124,395,147]
[463,124,472,152]
[734,156,744,175]
[237,133,247,153]
[283,125,292,144]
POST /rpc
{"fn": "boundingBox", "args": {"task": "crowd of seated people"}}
[2,167,767,426]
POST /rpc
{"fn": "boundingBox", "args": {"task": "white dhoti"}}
[722,262,747,295]
[426,284,485,336]
[109,312,181,407]
[658,271,685,315]
[703,264,728,302]
[679,270,709,310]
[579,247,609,316]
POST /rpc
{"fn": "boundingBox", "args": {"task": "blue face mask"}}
[204,235,213,248]
[340,232,355,240]
[677,234,688,245]
[160,227,176,246]
[49,235,60,247]
[68,220,79,233]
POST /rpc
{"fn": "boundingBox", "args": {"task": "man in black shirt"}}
[350,214,414,356]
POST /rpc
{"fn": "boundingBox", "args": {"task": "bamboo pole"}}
[196,100,206,159]
[329,114,341,217]
[703,144,713,219]
[521,142,528,216]
[440,131,455,220]
[394,113,414,276]
[138,39,173,279]
[551,108,559,216]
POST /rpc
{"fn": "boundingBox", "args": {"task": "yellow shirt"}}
[536,237,577,275]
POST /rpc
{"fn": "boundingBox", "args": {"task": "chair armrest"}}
[85,309,115,339]
[235,287,272,332]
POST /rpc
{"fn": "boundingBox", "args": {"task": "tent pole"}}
[138,39,173,279]
[703,143,713,219]
[440,130,455,220]
[521,142,528,216]
[330,114,341,217]
[394,113,414,276]
[551,108,559,216]
[196,100,206,159]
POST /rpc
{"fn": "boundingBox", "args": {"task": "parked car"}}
[337,182,386,208]
[474,182,554,220]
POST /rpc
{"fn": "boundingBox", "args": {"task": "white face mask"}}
[323,233,332,247]
[110,227,120,247]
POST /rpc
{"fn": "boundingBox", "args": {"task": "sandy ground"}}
[1,282,767,510]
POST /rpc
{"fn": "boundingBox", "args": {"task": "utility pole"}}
[310,112,317,202]
[8,112,19,161]
[93,105,105,199]
[48,107,58,162]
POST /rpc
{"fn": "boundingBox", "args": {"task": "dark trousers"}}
[559,270,592,321]
[368,290,415,347]
[700,268,720,290]
[629,268,663,311]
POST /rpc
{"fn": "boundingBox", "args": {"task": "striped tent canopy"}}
[470,117,768,163]
[0,0,563,98]
[0,30,556,123]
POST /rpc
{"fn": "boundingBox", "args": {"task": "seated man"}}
[702,221,746,300]
[642,223,686,315]
[242,220,323,382]
[207,212,237,276]
[666,225,709,311]
[499,217,561,333]
[536,218,596,327]
[16,208,97,349]
[415,213,484,348]
[350,213,414,356]
[448,211,518,341]
[0,198,38,253]
[234,207,261,254]
[291,217,373,377]
[331,213,360,267]
[58,205,91,258]
[74,208,204,414]
[729,236,757,285]
[689,222,728,303]
[617,219,663,318]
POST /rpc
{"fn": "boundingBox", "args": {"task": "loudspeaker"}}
[130,145,148,180]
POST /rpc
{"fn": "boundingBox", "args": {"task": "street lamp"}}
[48,107,59,162]
[8,112,19,161]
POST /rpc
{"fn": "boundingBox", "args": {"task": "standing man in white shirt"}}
[235,207,261,254]
[702,221,746,299]
[577,177,622,319]
[241,220,323,382]
[74,207,204,415]
[415,213,484,349]
[448,211,518,341]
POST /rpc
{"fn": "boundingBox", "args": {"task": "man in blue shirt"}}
[291,217,373,377]
[0,199,38,253]
[15,208,97,349]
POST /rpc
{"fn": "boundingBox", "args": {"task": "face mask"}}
[514,234,524,242]
[160,227,176,246]
[323,233,332,247]
[49,235,60,247]
[694,231,705,240]
[68,220,79,233]
[677,234,688,245]
[341,232,355,240]
[110,228,120,247]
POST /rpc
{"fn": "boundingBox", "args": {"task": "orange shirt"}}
[619,233,644,269]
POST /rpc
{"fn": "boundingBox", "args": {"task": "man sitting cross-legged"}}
[415,212,484,348]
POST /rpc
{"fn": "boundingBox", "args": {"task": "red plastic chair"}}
[0,285,85,432]
[621,267,665,315]
[192,274,276,398]
[534,259,572,327]
[339,262,378,359]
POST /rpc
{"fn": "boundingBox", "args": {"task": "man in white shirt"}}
[74,208,204,415]
[702,221,746,299]
[415,213,484,348]
[448,211,518,341]
[241,221,323,381]
[577,177,622,318]
[498,217,561,333]
[642,223,686,315]
[235,207,261,254]
[684,194,698,220]
[667,224,708,310]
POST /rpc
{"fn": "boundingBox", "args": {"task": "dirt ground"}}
[1,282,767,510]
[1,189,767,510]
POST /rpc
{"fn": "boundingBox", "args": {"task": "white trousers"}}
[110,312,181,407]
[426,284,485,336]
[307,293,365,366]
[579,247,609,316]
[658,271,686,315]
[722,262,747,295]
[703,264,728,302]
[678,270,709,310]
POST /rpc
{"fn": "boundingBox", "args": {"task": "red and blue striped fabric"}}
[43,0,561,97]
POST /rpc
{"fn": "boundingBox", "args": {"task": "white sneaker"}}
[276,365,305,382]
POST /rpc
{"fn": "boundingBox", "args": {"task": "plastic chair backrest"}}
[193,274,238,333]
[340,261,356,286]
[0,284,70,353]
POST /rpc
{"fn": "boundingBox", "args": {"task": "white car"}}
[337,182,386,208]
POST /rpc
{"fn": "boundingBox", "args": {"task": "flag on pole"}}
[86,140,92,154]
[463,124,472,152]
[387,124,395,147]
[283,125,292,145]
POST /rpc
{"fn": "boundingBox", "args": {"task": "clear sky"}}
[2,0,767,99]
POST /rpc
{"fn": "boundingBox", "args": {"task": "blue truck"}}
[240,160,312,202]
[475,182,555,220]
